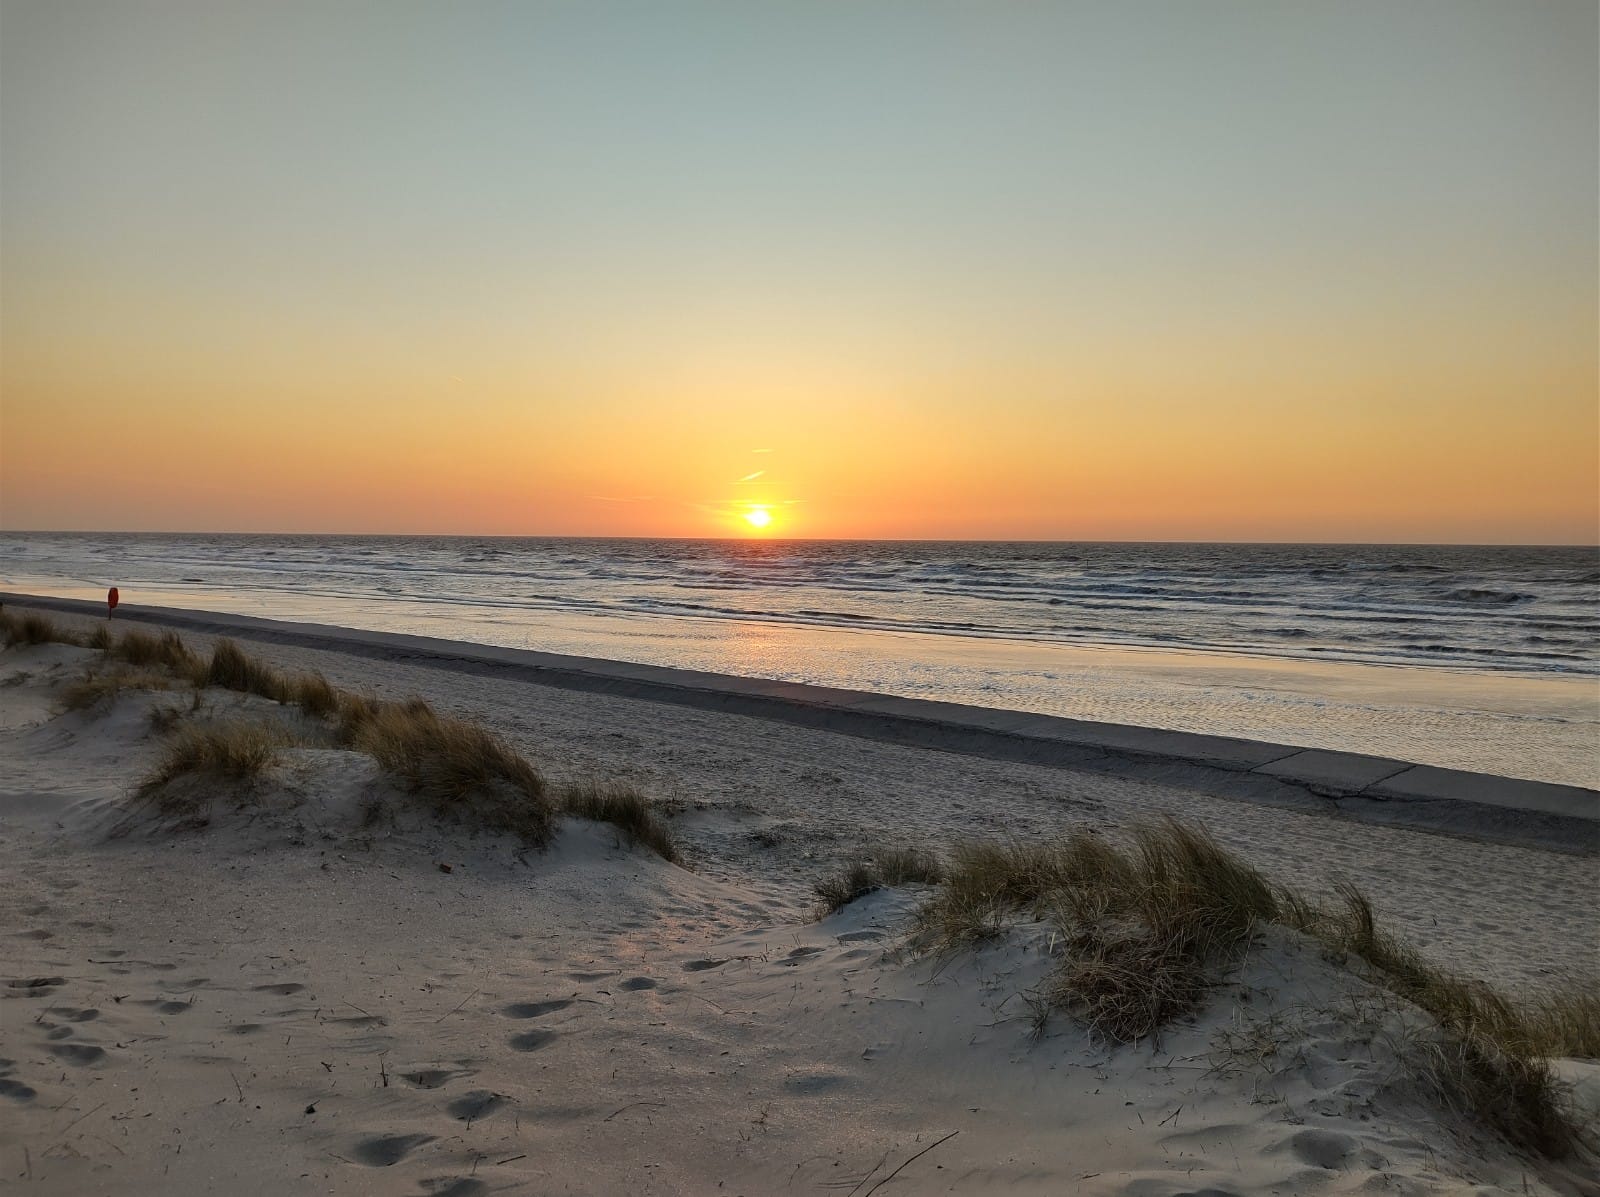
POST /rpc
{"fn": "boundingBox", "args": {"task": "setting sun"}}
[744,507,773,530]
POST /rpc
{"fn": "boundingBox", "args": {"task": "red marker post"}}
[107,587,119,619]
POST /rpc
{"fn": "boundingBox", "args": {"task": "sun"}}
[744,506,773,530]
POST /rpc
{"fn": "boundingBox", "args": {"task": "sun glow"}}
[744,507,773,530]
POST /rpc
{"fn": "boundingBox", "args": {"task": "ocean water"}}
[3,534,1597,785]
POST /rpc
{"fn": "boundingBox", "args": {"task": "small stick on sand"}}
[434,987,480,1023]
[862,1130,959,1197]
[602,1101,665,1122]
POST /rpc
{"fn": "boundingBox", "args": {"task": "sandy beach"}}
[2,603,1597,1195]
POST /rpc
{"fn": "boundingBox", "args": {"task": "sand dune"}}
[1,623,1596,1194]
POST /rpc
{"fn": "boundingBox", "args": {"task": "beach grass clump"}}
[559,780,679,861]
[815,846,944,914]
[203,638,290,700]
[1523,983,1600,1061]
[342,697,553,846]
[57,668,176,713]
[282,670,340,719]
[912,818,1593,1159]
[109,628,201,676]
[1310,884,1587,1156]
[1,610,68,648]
[914,822,1280,1041]
[912,833,1130,948]
[86,623,114,651]
[136,720,291,811]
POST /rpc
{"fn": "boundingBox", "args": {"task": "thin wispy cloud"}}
[736,470,765,483]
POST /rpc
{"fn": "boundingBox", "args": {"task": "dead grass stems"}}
[340,696,554,847]
[901,818,1595,1159]
[815,847,944,914]
[559,780,679,862]
[135,720,296,814]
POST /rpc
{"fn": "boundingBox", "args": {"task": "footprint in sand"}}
[5,976,65,995]
[143,1000,193,1015]
[419,1179,487,1197]
[1279,1128,1364,1170]
[617,976,656,991]
[0,1078,37,1102]
[400,1068,469,1090]
[508,1030,558,1052]
[565,970,614,982]
[352,1133,434,1167]
[681,958,727,972]
[252,982,306,996]
[445,1091,509,1122]
[16,929,53,940]
[502,999,571,1019]
[47,1043,106,1066]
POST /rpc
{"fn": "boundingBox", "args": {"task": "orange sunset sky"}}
[1,2,1595,543]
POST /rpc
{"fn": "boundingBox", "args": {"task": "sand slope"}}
[1,638,1595,1194]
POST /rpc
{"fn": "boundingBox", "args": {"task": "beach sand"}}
[1,608,1596,1194]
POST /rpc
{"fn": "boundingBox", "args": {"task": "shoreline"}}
[7,557,1595,789]
[8,591,1594,853]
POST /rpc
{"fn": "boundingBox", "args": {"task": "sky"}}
[1,1,1595,542]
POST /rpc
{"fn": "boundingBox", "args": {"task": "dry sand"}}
[2,612,1597,1195]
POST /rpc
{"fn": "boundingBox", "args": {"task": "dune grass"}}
[899,818,1595,1159]
[57,668,177,713]
[203,638,288,697]
[1,612,675,859]
[559,780,679,862]
[815,846,944,914]
[1311,884,1592,1157]
[284,670,340,718]
[109,628,201,675]
[136,720,293,812]
[341,696,554,847]
[1,609,69,648]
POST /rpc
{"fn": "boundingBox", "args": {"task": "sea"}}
[3,534,1597,786]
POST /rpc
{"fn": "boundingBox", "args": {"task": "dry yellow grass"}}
[57,668,176,713]
[108,628,199,674]
[815,847,943,913]
[1,609,69,648]
[559,781,679,861]
[283,670,340,718]
[912,819,1595,1159]
[135,721,294,815]
[343,697,553,846]
[203,639,288,698]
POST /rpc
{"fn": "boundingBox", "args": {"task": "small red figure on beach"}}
[107,587,119,617]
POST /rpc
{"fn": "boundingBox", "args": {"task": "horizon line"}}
[2,528,1595,550]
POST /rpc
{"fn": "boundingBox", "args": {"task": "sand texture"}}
[1,618,1597,1195]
